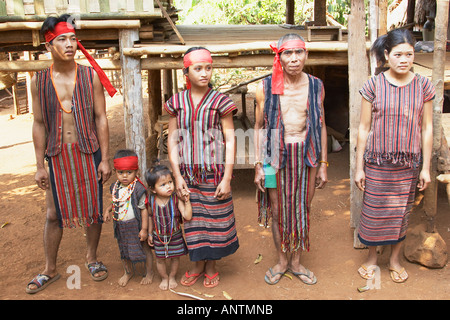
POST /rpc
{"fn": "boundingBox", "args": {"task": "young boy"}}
[104,149,154,286]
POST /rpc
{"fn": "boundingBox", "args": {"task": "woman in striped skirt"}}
[355,29,435,283]
[165,47,239,288]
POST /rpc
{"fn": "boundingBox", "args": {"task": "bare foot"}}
[168,276,178,290]
[159,278,169,290]
[141,272,154,284]
[118,272,133,287]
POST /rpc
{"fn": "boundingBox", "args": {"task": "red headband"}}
[114,156,139,171]
[45,22,117,97]
[183,49,213,89]
[269,39,307,95]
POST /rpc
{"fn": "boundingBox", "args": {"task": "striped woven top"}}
[360,72,435,167]
[148,194,182,236]
[36,64,99,157]
[164,88,237,185]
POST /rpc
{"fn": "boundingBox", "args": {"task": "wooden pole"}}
[162,54,173,102]
[423,0,449,233]
[369,0,378,75]
[154,0,185,44]
[286,0,295,25]
[24,51,33,114]
[148,67,162,163]
[0,51,351,72]
[8,53,20,115]
[314,0,327,26]
[378,0,388,35]
[406,0,416,27]
[119,28,147,176]
[0,19,141,30]
[348,0,369,248]
[123,41,356,57]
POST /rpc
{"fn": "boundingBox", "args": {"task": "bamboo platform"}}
[0,0,160,21]
[162,24,345,45]
[123,24,352,70]
[0,0,169,52]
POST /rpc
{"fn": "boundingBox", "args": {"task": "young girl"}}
[355,29,435,283]
[145,165,192,290]
[104,149,154,286]
[165,47,239,288]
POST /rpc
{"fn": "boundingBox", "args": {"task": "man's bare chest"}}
[52,71,76,110]
[280,90,308,118]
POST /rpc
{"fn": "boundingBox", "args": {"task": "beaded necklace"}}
[111,178,137,221]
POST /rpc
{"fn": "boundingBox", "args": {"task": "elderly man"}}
[26,13,116,293]
[254,33,328,285]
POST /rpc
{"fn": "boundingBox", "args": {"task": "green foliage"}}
[175,0,287,25]
[327,0,351,26]
[174,0,351,26]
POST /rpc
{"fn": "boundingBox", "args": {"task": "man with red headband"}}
[26,14,113,293]
[254,34,328,286]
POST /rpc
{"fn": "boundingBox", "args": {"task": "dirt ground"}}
[1,83,449,303]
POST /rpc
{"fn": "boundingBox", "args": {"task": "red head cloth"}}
[113,156,139,171]
[45,21,117,97]
[269,39,307,95]
[183,49,213,89]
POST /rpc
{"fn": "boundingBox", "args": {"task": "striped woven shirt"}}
[164,88,237,185]
[36,64,99,157]
[148,194,183,236]
[360,72,435,168]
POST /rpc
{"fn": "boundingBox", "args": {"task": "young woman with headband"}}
[165,47,239,288]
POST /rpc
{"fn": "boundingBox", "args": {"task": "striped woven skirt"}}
[277,142,311,253]
[153,229,188,259]
[184,174,239,261]
[48,143,103,228]
[116,218,146,263]
[257,142,311,253]
[358,162,420,246]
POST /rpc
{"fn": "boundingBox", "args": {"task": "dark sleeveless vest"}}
[36,64,99,157]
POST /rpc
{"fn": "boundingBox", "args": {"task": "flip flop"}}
[264,268,286,285]
[389,267,408,283]
[203,272,220,288]
[181,271,204,286]
[26,273,61,294]
[358,264,377,280]
[85,261,108,281]
[289,268,317,285]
